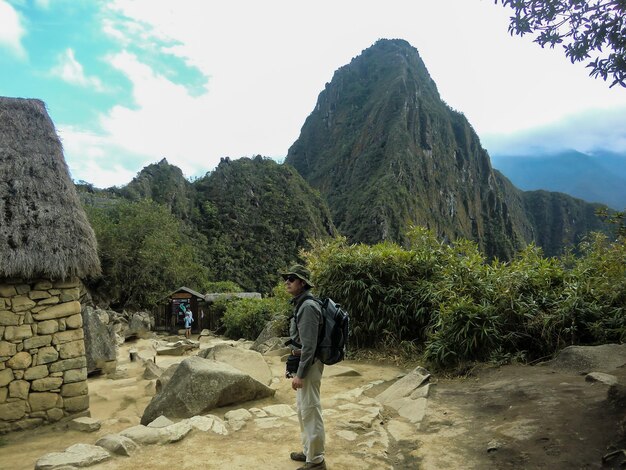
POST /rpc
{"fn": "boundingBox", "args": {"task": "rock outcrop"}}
[198,343,273,385]
[82,306,117,375]
[140,356,275,424]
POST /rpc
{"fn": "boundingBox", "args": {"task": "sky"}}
[1,0,625,188]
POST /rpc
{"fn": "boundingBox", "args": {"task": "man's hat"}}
[280,264,314,287]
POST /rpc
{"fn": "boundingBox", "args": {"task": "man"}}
[282,264,326,470]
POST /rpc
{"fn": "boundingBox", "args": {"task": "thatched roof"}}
[0,97,101,280]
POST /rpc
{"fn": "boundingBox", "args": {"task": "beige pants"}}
[297,360,325,464]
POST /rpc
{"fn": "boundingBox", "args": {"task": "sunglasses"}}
[284,275,299,283]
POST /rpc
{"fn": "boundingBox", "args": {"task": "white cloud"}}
[58,125,139,188]
[51,48,105,91]
[57,0,626,188]
[34,0,50,9]
[0,0,26,58]
[482,106,626,156]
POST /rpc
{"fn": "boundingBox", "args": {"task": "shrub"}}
[221,283,292,340]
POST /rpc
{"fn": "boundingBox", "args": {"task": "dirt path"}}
[1,337,624,470]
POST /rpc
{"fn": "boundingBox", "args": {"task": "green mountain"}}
[78,156,336,294]
[192,156,336,291]
[286,39,607,257]
[116,158,197,219]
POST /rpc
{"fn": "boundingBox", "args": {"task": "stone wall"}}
[0,277,89,433]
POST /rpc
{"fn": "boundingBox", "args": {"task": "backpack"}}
[296,294,350,365]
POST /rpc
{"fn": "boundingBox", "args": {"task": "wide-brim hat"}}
[280,264,314,287]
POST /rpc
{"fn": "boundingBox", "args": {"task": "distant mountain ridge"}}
[286,39,607,258]
[491,150,626,210]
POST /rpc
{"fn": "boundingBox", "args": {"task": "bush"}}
[221,283,292,340]
[304,229,441,348]
[303,227,626,370]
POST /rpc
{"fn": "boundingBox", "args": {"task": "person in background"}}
[282,264,326,470]
[184,310,192,339]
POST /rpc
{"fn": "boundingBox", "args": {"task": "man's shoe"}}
[290,452,306,462]
[296,460,326,470]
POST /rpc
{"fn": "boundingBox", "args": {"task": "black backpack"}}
[297,295,350,365]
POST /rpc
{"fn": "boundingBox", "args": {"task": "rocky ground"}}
[1,336,625,470]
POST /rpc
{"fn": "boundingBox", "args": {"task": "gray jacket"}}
[289,290,323,379]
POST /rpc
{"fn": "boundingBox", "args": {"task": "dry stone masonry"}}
[0,277,89,433]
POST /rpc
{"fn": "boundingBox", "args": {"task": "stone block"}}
[53,278,79,288]
[0,400,26,420]
[0,368,15,387]
[0,341,17,357]
[64,394,89,412]
[53,329,84,345]
[24,311,34,324]
[11,295,36,312]
[31,377,63,392]
[0,310,19,326]
[24,365,49,380]
[58,319,66,331]
[47,407,64,422]
[58,340,85,359]
[9,380,30,399]
[65,314,83,329]
[13,370,24,379]
[34,281,53,290]
[37,296,60,306]
[23,335,52,350]
[29,290,51,300]
[37,346,59,364]
[29,392,59,411]
[37,320,59,335]
[60,288,80,302]
[0,325,4,337]
[7,351,32,369]
[12,417,43,431]
[15,284,30,295]
[61,380,88,397]
[49,357,86,372]
[69,416,100,432]
[64,367,87,383]
[0,285,17,297]
[0,387,7,403]
[4,325,33,341]
[34,301,81,321]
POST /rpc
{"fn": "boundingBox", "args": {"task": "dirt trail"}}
[1,337,624,470]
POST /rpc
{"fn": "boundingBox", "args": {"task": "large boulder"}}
[141,356,275,424]
[251,318,288,354]
[546,344,626,374]
[155,364,180,393]
[127,311,154,338]
[82,306,117,375]
[155,339,198,356]
[198,343,273,385]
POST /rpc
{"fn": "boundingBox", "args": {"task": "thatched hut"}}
[0,97,101,433]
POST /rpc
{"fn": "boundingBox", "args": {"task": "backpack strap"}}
[293,293,324,352]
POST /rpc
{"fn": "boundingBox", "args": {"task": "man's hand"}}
[292,376,303,390]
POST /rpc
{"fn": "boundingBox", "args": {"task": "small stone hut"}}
[0,97,101,433]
